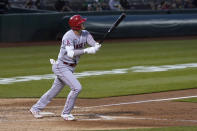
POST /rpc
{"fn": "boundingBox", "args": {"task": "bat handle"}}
[99,32,109,44]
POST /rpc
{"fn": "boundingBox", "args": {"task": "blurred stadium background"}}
[1,0,197,12]
[0,0,197,43]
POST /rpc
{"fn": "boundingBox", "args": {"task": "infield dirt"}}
[0,89,197,131]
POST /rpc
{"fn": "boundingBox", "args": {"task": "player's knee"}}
[77,85,82,93]
[73,85,82,94]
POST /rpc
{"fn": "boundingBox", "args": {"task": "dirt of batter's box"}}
[0,89,197,131]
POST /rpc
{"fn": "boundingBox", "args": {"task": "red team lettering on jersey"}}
[66,38,85,49]
[66,40,71,46]
[74,43,85,49]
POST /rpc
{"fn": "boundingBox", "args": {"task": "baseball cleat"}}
[61,114,76,121]
[29,108,43,119]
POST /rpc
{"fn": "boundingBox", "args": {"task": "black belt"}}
[63,62,76,67]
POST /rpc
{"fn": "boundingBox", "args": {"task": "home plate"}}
[39,112,55,116]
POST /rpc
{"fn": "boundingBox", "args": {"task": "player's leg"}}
[59,69,82,117]
[31,77,65,112]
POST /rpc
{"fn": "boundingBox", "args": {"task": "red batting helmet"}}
[69,15,87,30]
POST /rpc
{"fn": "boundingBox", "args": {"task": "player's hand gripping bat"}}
[99,13,126,44]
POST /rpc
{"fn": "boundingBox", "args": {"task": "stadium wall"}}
[0,9,197,42]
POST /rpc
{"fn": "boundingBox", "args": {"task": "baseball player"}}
[30,15,101,121]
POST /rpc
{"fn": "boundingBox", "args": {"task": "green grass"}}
[91,126,197,131]
[0,39,197,98]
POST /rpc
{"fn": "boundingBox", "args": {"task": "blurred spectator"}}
[62,0,72,11]
[184,0,194,8]
[25,0,35,9]
[120,0,130,10]
[54,0,72,12]
[10,0,25,8]
[35,0,40,8]
[152,0,185,10]
[93,0,102,11]
[161,1,171,10]
[156,1,171,10]
[0,0,10,13]
[86,3,92,11]
[35,0,45,9]
[149,1,156,10]
[69,0,85,11]
[171,0,178,9]
[193,0,197,7]
[100,0,110,10]
[175,0,184,8]
[54,0,65,11]
[86,0,102,11]
[109,0,123,11]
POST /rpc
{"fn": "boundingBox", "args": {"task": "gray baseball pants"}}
[31,62,82,115]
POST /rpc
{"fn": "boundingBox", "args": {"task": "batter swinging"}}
[30,15,101,121]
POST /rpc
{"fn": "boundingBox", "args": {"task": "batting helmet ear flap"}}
[69,15,87,30]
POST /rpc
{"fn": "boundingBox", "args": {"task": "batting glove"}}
[50,59,58,64]
[94,43,101,51]
[84,47,97,54]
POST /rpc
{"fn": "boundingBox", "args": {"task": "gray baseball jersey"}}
[31,29,97,115]
[58,29,96,66]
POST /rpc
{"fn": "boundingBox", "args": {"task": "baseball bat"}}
[99,13,126,44]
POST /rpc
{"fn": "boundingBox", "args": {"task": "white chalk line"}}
[1,63,197,84]
[0,112,58,118]
[94,115,197,123]
[79,95,197,109]
[39,112,55,115]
